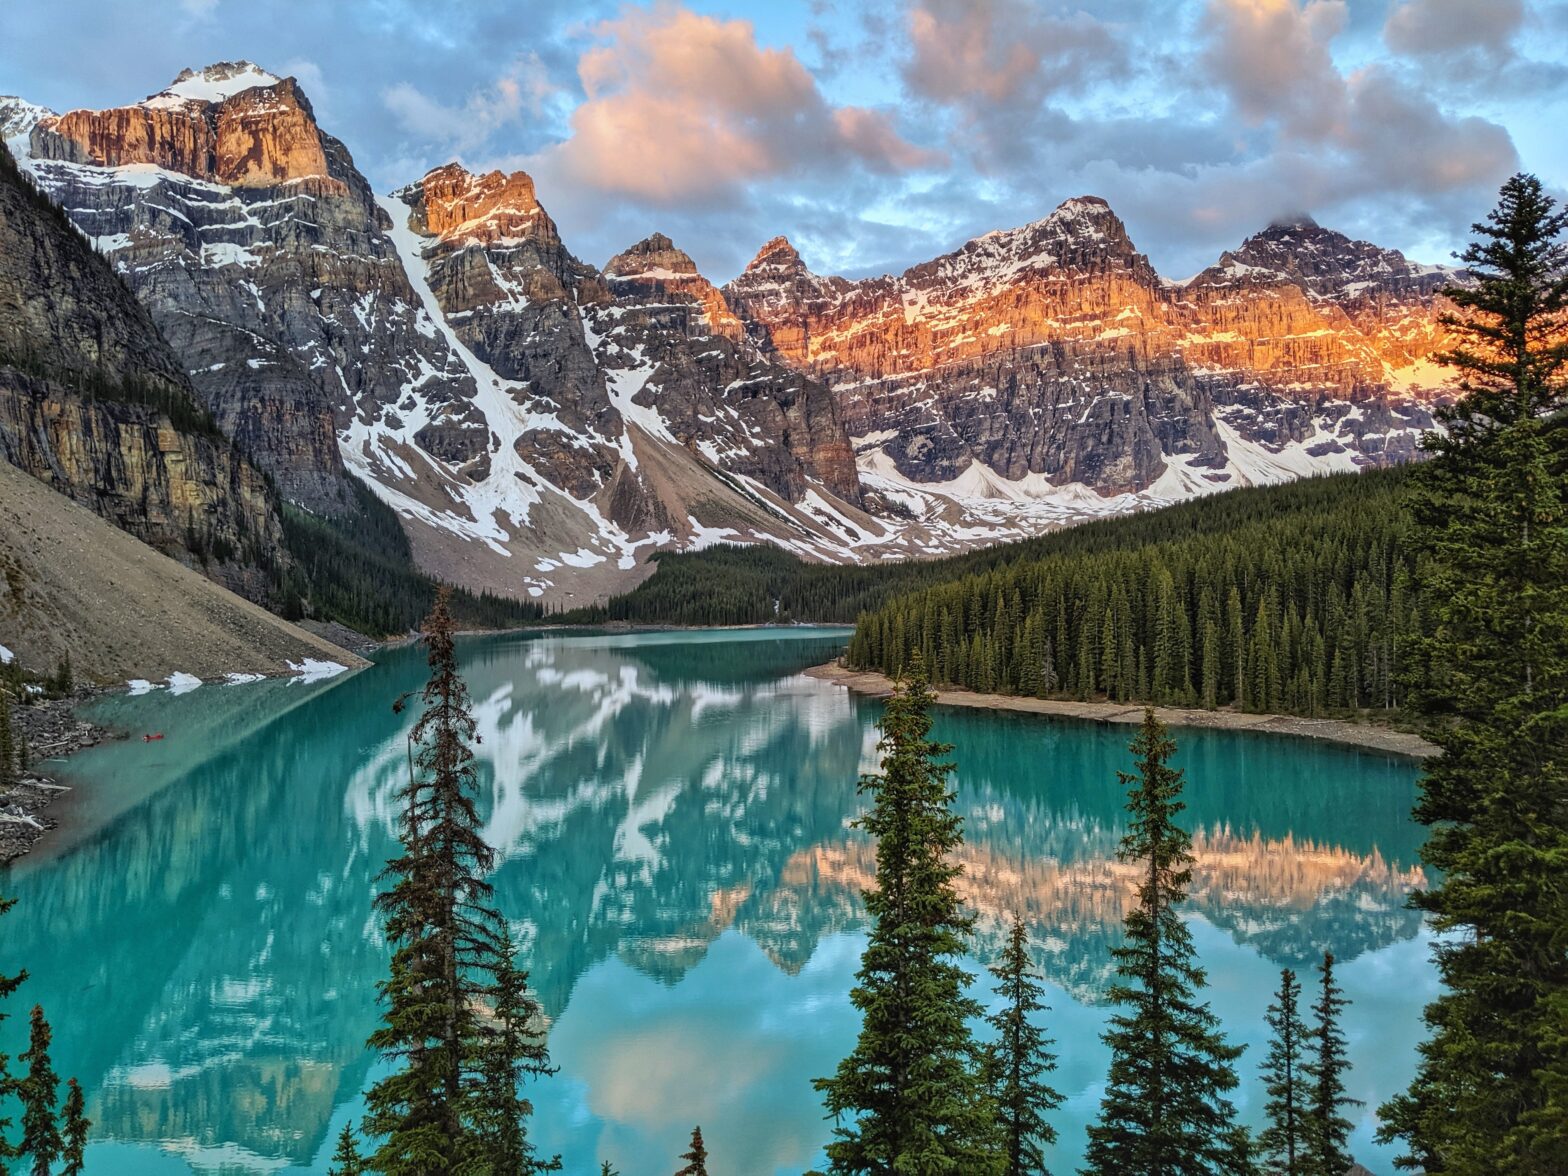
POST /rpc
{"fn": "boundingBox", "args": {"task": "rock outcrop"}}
[15,63,450,516]
[4,63,1469,606]
[0,139,283,601]
[724,198,1463,496]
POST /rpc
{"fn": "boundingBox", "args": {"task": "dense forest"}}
[843,468,1422,717]
[573,466,1415,633]
[577,468,1422,718]
[271,478,545,636]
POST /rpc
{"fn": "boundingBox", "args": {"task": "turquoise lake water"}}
[0,627,1434,1174]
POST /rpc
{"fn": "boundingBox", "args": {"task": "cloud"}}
[902,0,1124,105]
[1384,0,1524,59]
[537,3,941,204]
[1194,0,1518,199]
[1200,0,1349,139]
[382,54,556,156]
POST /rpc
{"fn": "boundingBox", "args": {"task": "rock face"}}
[13,63,448,516]
[357,163,870,599]
[4,64,1468,606]
[0,140,283,602]
[35,65,333,189]
[724,198,1463,498]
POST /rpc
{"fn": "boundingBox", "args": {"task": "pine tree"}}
[60,1077,88,1176]
[813,662,1002,1174]
[0,894,25,1164]
[364,588,507,1173]
[674,1125,709,1176]
[1082,710,1252,1175]
[600,1163,620,1176]
[984,918,1061,1176]
[327,1123,363,1176]
[18,1005,62,1175]
[1379,174,1568,1173]
[1257,969,1307,1175]
[1304,953,1357,1175]
[473,925,559,1173]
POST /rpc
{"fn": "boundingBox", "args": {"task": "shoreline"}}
[1,693,119,865]
[804,662,1437,760]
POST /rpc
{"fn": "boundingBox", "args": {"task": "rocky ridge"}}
[3,64,1469,604]
[723,198,1464,508]
[0,137,283,601]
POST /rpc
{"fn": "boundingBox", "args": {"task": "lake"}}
[0,627,1434,1174]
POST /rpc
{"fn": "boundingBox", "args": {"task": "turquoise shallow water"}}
[1,627,1432,1174]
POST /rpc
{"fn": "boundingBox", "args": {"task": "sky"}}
[3,0,1566,282]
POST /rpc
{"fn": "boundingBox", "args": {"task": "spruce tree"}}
[1257,969,1307,1175]
[814,662,1002,1174]
[0,894,24,1164]
[674,1125,709,1176]
[1082,710,1252,1175]
[18,1005,62,1175]
[60,1078,88,1176]
[473,925,559,1173]
[327,1123,363,1176]
[600,1163,620,1176]
[364,588,507,1172]
[1379,173,1568,1173]
[1304,953,1357,1175]
[984,918,1061,1176]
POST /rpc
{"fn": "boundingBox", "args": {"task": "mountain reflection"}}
[1,629,1425,1172]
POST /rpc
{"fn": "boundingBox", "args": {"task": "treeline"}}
[273,479,545,636]
[574,466,1419,639]
[846,469,1421,716]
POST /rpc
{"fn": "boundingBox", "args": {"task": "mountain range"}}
[0,62,1465,610]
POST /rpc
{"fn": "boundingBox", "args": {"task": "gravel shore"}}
[1,693,117,864]
[804,662,1437,760]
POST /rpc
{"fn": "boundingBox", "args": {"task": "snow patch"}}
[286,658,349,683]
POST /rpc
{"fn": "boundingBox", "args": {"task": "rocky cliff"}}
[0,139,283,601]
[724,199,1463,501]
[13,63,443,516]
[3,63,1468,606]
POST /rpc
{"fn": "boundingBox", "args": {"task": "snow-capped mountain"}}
[1,65,1467,604]
[724,197,1464,503]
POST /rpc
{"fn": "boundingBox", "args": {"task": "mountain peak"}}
[149,61,283,108]
[408,164,545,241]
[0,96,54,140]
[604,233,700,279]
[746,235,804,273]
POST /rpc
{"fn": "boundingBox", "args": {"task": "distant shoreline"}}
[804,662,1437,760]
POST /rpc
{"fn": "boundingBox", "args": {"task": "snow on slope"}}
[351,196,667,595]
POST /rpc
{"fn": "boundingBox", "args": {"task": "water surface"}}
[1,628,1432,1174]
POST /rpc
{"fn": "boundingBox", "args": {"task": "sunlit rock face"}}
[11,63,450,516]
[33,64,334,189]
[725,199,1464,498]
[4,60,1469,604]
[604,232,746,344]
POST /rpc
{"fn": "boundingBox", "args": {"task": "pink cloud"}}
[544,3,942,203]
[903,0,1124,106]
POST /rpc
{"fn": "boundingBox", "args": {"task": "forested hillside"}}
[581,468,1423,718]
[845,471,1419,717]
